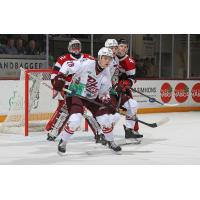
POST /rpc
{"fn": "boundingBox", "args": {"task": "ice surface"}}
[0,111,200,164]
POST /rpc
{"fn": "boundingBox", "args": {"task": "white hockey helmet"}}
[68,39,81,54]
[98,47,113,59]
[105,39,118,48]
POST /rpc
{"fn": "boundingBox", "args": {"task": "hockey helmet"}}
[105,39,118,48]
[98,47,113,59]
[118,38,129,46]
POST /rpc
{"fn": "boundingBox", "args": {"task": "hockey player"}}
[104,39,143,141]
[46,39,94,141]
[52,47,121,154]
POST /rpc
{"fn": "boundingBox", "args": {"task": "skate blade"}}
[117,138,141,146]
[107,145,122,154]
[125,138,141,144]
[47,137,56,142]
[110,149,122,155]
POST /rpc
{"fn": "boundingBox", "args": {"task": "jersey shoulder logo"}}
[59,55,66,60]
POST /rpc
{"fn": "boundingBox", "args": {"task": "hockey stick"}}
[116,92,122,111]
[63,88,114,110]
[63,89,169,128]
[120,110,169,128]
[136,117,169,128]
[131,88,179,107]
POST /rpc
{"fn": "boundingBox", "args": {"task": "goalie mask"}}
[68,39,81,55]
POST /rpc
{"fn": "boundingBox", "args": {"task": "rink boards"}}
[0,80,200,122]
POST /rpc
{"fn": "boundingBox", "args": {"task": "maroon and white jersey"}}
[118,54,136,77]
[60,59,111,100]
[51,53,94,86]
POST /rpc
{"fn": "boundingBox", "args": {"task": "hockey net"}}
[0,68,57,136]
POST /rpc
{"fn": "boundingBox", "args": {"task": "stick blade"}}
[163,103,180,107]
[156,117,170,127]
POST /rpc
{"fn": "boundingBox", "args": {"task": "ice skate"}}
[123,125,143,139]
[123,125,142,144]
[57,139,67,155]
[107,141,122,152]
[47,132,57,141]
[96,133,108,145]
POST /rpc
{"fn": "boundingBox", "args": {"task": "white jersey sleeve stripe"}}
[54,62,62,69]
[126,68,136,76]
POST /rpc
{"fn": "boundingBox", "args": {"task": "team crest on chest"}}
[86,75,98,97]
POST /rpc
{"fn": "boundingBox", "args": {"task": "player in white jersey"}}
[105,39,143,142]
[52,47,121,154]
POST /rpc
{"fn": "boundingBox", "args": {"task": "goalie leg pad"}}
[83,114,101,139]
[47,104,69,139]
[45,100,65,131]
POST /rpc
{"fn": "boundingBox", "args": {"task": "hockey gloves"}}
[53,73,66,92]
[99,95,111,106]
[115,79,132,93]
[99,95,116,114]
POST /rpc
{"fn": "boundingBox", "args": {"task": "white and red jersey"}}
[60,59,111,100]
[118,54,136,77]
[108,54,136,86]
[51,53,94,86]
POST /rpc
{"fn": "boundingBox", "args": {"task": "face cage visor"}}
[69,43,81,54]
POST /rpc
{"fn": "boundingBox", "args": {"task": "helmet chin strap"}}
[96,61,104,72]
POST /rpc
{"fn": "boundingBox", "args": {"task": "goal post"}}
[0,68,57,136]
[24,68,54,136]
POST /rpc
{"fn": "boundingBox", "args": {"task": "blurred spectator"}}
[0,42,5,54]
[49,55,55,68]
[4,38,18,55]
[26,40,40,55]
[143,57,156,78]
[136,58,147,77]
[16,39,26,55]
